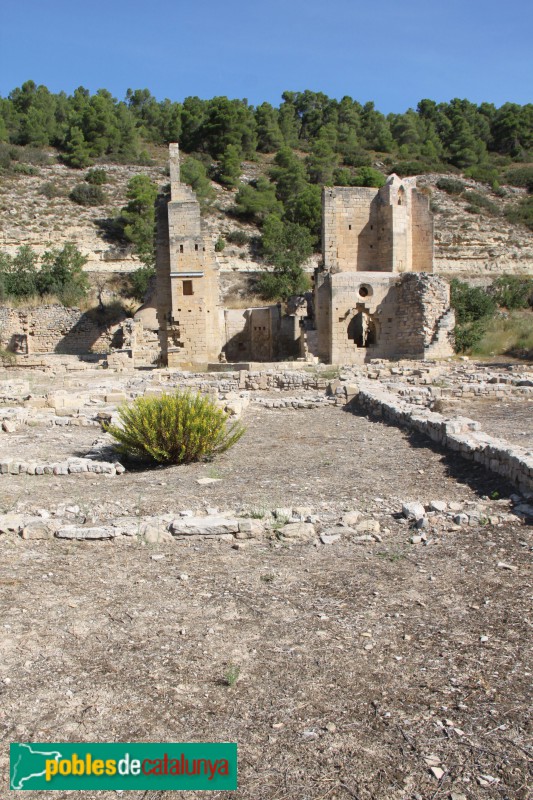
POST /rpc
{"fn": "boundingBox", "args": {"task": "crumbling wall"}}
[317,272,454,364]
[0,306,122,355]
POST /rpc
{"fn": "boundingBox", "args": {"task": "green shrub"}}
[450,279,496,324]
[105,390,245,465]
[39,181,64,199]
[129,266,155,302]
[462,191,499,215]
[119,174,158,268]
[389,160,428,176]
[234,177,283,221]
[227,230,250,246]
[12,163,39,176]
[179,157,215,208]
[85,168,108,185]
[36,243,89,305]
[504,196,533,230]
[454,319,489,352]
[505,166,533,190]
[436,178,465,195]
[491,276,533,309]
[450,279,498,353]
[464,164,500,187]
[258,214,313,299]
[352,167,386,187]
[0,245,38,298]
[0,243,88,305]
[0,143,14,170]
[16,146,50,166]
[214,236,226,252]
[70,183,107,206]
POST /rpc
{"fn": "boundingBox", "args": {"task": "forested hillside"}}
[1,82,532,177]
[1,83,532,298]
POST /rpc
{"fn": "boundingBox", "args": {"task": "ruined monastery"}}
[1,144,455,365]
[137,144,454,367]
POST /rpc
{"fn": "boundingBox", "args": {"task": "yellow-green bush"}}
[105,390,245,465]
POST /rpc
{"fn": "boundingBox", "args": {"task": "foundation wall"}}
[0,306,121,354]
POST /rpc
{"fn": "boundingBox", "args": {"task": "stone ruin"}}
[315,177,455,363]
[0,143,454,367]
[134,144,454,367]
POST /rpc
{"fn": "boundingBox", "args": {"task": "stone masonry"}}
[315,175,454,364]
[155,144,223,367]
[0,306,121,355]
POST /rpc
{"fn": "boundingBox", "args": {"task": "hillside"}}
[0,155,532,286]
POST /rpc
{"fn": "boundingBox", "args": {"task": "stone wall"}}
[322,176,433,275]
[0,306,121,354]
[316,271,454,364]
[348,378,533,493]
[322,187,379,273]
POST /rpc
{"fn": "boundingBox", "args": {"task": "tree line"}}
[1,83,532,302]
[1,82,532,175]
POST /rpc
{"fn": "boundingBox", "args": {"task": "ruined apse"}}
[315,175,455,363]
[155,144,223,367]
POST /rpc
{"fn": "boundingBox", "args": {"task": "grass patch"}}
[471,311,533,359]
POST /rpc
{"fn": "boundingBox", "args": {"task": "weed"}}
[247,506,267,519]
[471,311,533,359]
[260,574,275,583]
[224,664,240,687]
[0,348,16,366]
[377,550,406,563]
[272,513,290,530]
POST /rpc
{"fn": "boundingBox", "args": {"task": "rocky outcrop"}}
[1,161,531,281]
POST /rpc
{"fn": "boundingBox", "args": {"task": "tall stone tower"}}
[156,144,222,367]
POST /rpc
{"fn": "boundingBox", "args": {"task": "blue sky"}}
[1,0,531,111]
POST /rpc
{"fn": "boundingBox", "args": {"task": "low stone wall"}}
[348,379,533,492]
[0,306,124,355]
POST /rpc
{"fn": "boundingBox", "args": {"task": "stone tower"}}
[155,144,222,367]
[315,175,454,363]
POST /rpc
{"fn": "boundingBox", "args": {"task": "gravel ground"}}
[0,404,519,518]
[450,396,533,449]
[0,519,531,800]
[0,401,532,799]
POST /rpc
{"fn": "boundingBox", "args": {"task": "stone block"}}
[169,515,240,536]
[56,526,118,540]
[278,522,316,541]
